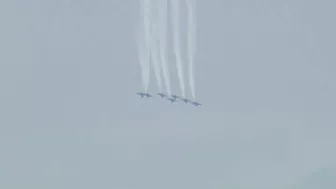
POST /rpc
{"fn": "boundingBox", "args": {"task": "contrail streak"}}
[157,0,171,95]
[136,26,150,92]
[137,0,150,92]
[186,0,197,99]
[148,0,163,92]
[170,0,186,97]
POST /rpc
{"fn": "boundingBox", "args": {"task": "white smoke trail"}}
[170,0,186,97]
[136,26,150,92]
[157,0,171,95]
[136,0,150,92]
[186,0,197,99]
[148,0,163,92]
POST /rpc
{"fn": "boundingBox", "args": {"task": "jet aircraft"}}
[144,93,152,98]
[191,101,201,106]
[136,92,152,98]
[181,98,191,104]
[136,92,146,98]
[171,95,180,100]
[157,93,167,98]
[166,98,177,103]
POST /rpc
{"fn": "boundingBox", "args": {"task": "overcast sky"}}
[0,0,335,189]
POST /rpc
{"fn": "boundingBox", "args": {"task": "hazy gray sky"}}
[1,0,335,188]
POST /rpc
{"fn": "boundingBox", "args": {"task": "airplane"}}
[191,101,202,107]
[166,98,177,103]
[136,92,152,98]
[136,92,146,98]
[181,98,191,104]
[144,93,152,98]
[171,94,181,100]
[157,93,167,98]
[171,95,190,103]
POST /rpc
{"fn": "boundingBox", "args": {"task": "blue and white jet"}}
[171,95,191,103]
[144,93,152,98]
[166,98,177,103]
[157,93,168,98]
[136,92,146,98]
[171,94,181,100]
[181,98,191,104]
[191,101,202,107]
[136,92,152,98]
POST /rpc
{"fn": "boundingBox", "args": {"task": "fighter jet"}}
[157,93,167,98]
[166,98,177,103]
[136,92,152,98]
[181,98,191,104]
[144,93,152,98]
[191,101,202,107]
[136,92,146,98]
[171,95,190,103]
[171,94,181,100]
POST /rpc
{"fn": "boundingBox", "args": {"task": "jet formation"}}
[136,92,153,98]
[136,92,201,107]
